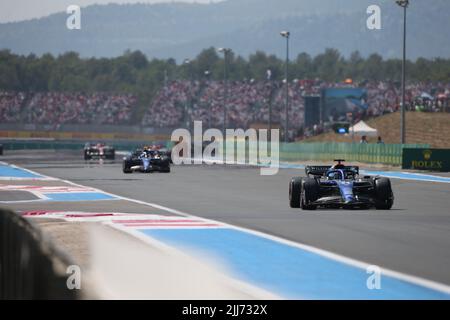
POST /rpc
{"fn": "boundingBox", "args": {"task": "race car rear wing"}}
[305,165,359,177]
[305,166,331,176]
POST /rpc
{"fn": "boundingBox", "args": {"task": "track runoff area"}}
[1,150,450,301]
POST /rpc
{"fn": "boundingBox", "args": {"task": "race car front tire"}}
[289,177,302,208]
[122,161,132,174]
[374,177,393,210]
[301,178,319,210]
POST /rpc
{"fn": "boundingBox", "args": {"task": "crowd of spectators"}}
[141,80,306,133]
[141,79,449,140]
[142,80,199,128]
[0,92,136,126]
[364,81,450,116]
[0,91,26,123]
[195,80,274,128]
[25,92,136,125]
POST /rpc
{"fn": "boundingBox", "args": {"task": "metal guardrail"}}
[0,209,78,299]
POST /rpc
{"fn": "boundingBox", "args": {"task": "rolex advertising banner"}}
[402,148,450,172]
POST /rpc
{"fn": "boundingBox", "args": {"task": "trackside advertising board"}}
[402,148,450,172]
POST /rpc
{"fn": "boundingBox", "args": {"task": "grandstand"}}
[139,79,307,140]
[1,80,449,142]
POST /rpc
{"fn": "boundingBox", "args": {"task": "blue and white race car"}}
[122,148,171,173]
[289,160,393,210]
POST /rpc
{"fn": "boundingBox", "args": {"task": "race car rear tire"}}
[161,166,171,173]
[289,177,302,208]
[374,177,393,210]
[301,178,319,210]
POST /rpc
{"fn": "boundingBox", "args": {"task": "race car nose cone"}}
[344,197,355,204]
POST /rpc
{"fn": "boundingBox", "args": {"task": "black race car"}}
[84,142,115,160]
[289,160,394,210]
[122,148,171,173]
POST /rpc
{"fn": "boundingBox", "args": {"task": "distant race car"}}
[84,142,115,160]
[122,148,171,173]
[289,160,394,210]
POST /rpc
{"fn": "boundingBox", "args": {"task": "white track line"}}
[6,161,450,295]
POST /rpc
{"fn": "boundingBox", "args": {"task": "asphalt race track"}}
[2,150,450,296]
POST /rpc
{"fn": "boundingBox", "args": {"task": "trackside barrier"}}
[1,140,428,166]
[223,141,428,166]
[279,142,430,165]
[0,208,78,299]
[1,141,174,152]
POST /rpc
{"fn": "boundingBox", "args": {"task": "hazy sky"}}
[0,0,221,23]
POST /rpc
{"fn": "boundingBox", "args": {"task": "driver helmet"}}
[327,170,343,180]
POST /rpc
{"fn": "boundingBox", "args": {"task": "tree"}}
[347,51,363,80]
[0,48,449,96]
[313,48,342,81]
[248,51,282,80]
[194,47,220,79]
[362,53,383,81]
[125,50,149,70]
[294,52,313,79]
